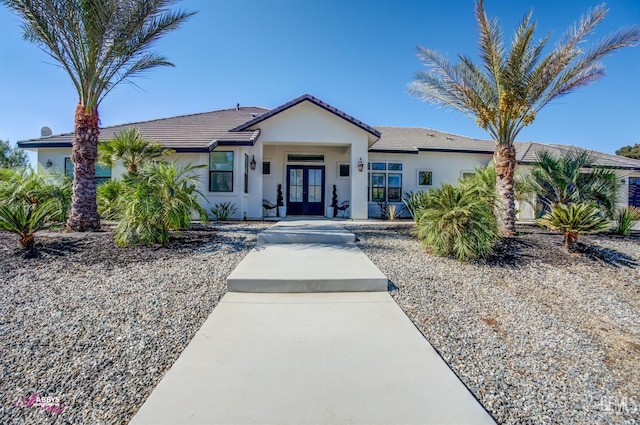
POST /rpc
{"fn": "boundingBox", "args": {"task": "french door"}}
[287,165,325,215]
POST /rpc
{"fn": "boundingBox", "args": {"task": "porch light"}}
[357,158,364,172]
[45,159,53,168]
[250,155,257,170]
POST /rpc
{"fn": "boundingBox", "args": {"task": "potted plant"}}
[277,184,286,217]
[331,185,338,217]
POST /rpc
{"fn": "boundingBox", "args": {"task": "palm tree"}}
[2,0,195,231]
[408,0,639,236]
[98,128,173,176]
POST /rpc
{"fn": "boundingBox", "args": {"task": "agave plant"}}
[613,206,640,237]
[0,201,57,249]
[416,183,499,261]
[211,202,238,221]
[114,162,207,247]
[537,202,608,252]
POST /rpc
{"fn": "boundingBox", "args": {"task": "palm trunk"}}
[564,231,578,252]
[66,104,101,232]
[494,144,517,237]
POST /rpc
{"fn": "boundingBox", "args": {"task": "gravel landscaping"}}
[0,222,269,425]
[345,222,640,425]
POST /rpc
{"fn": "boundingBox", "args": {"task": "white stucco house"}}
[18,94,640,220]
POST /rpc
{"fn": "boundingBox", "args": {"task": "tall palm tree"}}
[408,0,639,236]
[98,127,173,176]
[2,0,195,231]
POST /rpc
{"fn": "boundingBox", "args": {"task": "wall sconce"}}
[357,158,364,172]
[250,155,256,171]
[45,159,53,168]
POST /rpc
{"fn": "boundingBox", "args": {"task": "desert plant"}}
[408,1,640,236]
[2,0,195,231]
[0,201,57,249]
[331,185,338,218]
[613,206,640,237]
[98,128,173,175]
[402,190,429,222]
[537,202,608,252]
[96,179,127,220]
[416,184,499,260]
[522,150,619,218]
[114,162,207,247]
[386,204,399,221]
[211,202,237,221]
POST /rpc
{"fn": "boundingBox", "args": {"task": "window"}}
[461,171,475,179]
[287,154,324,163]
[209,151,234,192]
[244,154,249,194]
[262,161,271,175]
[338,163,350,178]
[368,162,403,202]
[64,158,111,184]
[418,170,433,186]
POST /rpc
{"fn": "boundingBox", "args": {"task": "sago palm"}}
[0,201,57,249]
[537,202,608,252]
[2,0,195,231]
[98,128,173,176]
[408,0,640,236]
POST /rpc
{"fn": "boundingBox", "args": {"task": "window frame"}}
[209,151,234,193]
[244,154,249,194]
[417,170,434,187]
[337,162,350,178]
[368,162,404,202]
[64,157,111,184]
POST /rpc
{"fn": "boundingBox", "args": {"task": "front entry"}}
[287,165,325,215]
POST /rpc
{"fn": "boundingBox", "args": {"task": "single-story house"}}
[18,94,640,220]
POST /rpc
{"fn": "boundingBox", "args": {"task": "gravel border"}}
[0,222,269,425]
[346,223,640,424]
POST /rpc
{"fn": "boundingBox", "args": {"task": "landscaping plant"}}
[402,190,429,223]
[114,162,207,247]
[211,202,238,221]
[613,206,640,237]
[415,183,499,260]
[332,185,338,217]
[0,201,57,249]
[98,128,173,176]
[409,0,640,236]
[537,202,608,252]
[276,184,283,217]
[96,179,127,220]
[2,0,195,231]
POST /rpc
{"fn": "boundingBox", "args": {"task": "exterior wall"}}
[367,151,492,218]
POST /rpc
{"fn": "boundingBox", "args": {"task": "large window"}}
[209,151,234,192]
[244,154,249,194]
[369,162,403,202]
[64,158,111,184]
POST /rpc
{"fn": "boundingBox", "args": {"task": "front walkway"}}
[129,221,495,425]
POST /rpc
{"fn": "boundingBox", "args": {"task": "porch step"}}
[227,243,388,293]
[257,222,355,244]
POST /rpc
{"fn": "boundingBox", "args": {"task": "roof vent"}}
[236,103,240,111]
[40,126,52,137]
[446,136,454,140]
[250,113,258,118]
[428,133,435,137]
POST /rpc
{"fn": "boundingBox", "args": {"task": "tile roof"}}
[370,126,495,154]
[515,142,640,170]
[18,107,268,151]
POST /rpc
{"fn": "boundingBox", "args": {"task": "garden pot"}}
[326,206,334,218]
[278,206,287,217]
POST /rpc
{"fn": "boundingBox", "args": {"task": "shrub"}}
[0,169,71,222]
[613,206,640,237]
[416,184,499,261]
[0,201,57,249]
[402,190,429,223]
[537,202,608,252]
[96,179,127,220]
[211,202,237,221]
[114,162,207,247]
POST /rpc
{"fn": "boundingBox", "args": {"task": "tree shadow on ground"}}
[575,243,638,268]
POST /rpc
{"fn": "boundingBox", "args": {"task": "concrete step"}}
[227,243,388,293]
[257,222,355,244]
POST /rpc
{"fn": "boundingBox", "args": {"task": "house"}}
[18,94,640,220]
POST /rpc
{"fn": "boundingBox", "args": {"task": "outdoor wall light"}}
[45,159,53,168]
[357,158,364,172]
[250,155,256,170]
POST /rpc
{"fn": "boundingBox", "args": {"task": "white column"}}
[350,137,369,219]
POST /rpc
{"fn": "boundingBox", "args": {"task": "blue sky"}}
[1,0,639,157]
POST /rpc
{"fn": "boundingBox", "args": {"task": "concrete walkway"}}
[130,221,495,425]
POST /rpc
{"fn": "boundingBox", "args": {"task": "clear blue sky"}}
[1,0,638,156]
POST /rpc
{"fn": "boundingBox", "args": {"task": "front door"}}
[287,165,325,215]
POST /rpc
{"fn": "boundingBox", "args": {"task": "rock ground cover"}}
[0,222,268,425]
[345,223,640,425]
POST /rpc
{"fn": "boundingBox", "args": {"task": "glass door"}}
[287,165,325,215]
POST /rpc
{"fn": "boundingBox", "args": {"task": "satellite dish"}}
[40,126,52,137]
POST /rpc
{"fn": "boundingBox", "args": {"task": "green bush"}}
[211,202,237,221]
[402,190,429,222]
[537,202,608,252]
[114,162,207,247]
[415,183,499,261]
[0,201,57,249]
[97,179,126,220]
[613,206,640,237]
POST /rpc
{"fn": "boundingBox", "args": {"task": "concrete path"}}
[129,221,495,425]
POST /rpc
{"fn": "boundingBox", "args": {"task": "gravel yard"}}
[345,223,640,425]
[0,222,269,425]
